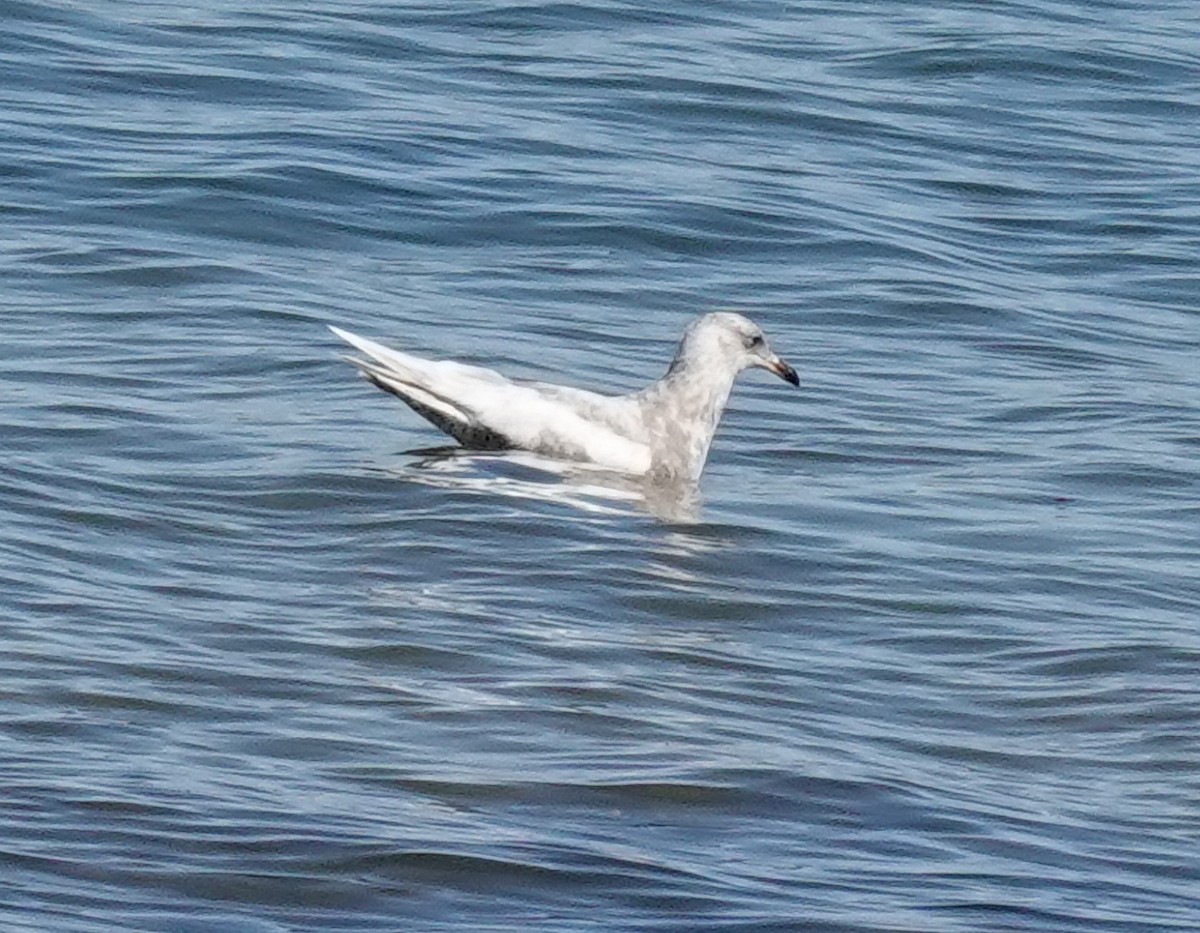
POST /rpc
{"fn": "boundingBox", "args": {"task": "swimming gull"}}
[329,312,798,482]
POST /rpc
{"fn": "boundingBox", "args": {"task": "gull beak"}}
[766,354,799,386]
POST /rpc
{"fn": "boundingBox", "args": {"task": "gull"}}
[329,312,798,483]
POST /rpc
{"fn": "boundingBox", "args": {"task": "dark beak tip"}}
[772,360,799,386]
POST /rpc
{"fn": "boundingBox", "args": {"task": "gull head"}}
[674,312,798,386]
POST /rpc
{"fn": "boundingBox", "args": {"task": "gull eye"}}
[745,334,764,349]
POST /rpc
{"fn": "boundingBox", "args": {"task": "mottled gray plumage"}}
[330,312,797,482]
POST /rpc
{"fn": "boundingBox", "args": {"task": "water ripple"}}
[3,0,1200,930]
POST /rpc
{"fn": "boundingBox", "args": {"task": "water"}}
[3,1,1199,930]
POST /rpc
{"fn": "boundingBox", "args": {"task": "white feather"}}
[329,312,796,482]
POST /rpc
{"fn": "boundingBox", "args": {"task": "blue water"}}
[3,2,1200,930]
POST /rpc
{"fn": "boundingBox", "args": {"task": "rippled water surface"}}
[4,1,1200,930]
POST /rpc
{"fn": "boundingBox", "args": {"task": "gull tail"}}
[328,326,511,449]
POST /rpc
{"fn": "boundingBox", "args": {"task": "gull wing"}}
[330,327,652,473]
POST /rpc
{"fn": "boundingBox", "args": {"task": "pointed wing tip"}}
[328,325,381,359]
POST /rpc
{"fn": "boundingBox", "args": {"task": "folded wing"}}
[330,327,652,473]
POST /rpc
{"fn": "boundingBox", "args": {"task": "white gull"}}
[329,311,798,483]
